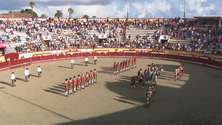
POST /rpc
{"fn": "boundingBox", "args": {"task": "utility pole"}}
[124,0,129,46]
[184,0,186,19]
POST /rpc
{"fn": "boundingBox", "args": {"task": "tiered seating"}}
[0,31,28,48]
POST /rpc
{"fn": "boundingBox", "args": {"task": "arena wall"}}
[0,49,222,72]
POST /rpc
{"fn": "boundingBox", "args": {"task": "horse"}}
[143,67,159,85]
[131,73,145,89]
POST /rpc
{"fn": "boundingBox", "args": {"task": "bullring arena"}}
[0,50,222,125]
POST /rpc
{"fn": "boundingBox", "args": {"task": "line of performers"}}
[174,64,184,81]
[114,57,137,75]
[64,69,97,97]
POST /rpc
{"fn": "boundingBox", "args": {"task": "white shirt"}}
[11,74,15,80]
[94,56,97,60]
[37,67,41,72]
[85,57,88,61]
[70,59,74,63]
[24,70,29,76]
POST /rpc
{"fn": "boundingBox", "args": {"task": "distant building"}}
[0,11,32,18]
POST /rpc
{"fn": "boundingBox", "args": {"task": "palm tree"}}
[29,1,35,18]
[54,10,63,18]
[68,7,74,18]
[40,14,46,18]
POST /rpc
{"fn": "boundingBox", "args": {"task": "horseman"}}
[158,66,164,76]
[138,68,143,80]
[150,68,158,85]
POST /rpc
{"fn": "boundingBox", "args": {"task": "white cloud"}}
[20,0,220,18]
[132,0,171,18]
[28,3,128,18]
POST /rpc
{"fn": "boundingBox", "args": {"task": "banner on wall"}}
[215,58,222,62]
[139,49,149,52]
[52,50,63,54]
[151,52,165,54]
[82,49,92,52]
[20,53,32,59]
[123,51,137,53]
[179,54,193,57]
[98,34,107,39]
[42,35,52,41]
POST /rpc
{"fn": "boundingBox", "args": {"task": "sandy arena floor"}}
[0,58,222,125]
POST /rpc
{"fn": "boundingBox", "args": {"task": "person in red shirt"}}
[126,60,128,71]
[77,75,81,90]
[128,58,131,70]
[131,58,134,69]
[134,57,137,68]
[73,76,77,92]
[123,61,126,72]
[89,70,93,85]
[64,79,69,97]
[69,77,73,95]
[81,73,85,89]
[93,69,97,83]
[116,62,119,74]
[114,62,117,75]
[85,72,89,87]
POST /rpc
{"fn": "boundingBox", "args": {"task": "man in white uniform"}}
[24,68,30,82]
[37,65,42,77]
[11,72,16,87]
[70,58,74,69]
[94,56,97,65]
[85,56,89,66]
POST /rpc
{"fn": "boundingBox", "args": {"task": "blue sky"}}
[0,0,221,18]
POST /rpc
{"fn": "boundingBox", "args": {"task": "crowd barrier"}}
[0,51,222,72]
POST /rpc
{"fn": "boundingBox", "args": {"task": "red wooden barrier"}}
[1,52,222,72]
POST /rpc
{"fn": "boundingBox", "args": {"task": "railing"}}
[0,51,222,72]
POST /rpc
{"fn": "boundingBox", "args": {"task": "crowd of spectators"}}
[0,17,222,55]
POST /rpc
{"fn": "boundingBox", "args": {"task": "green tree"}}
[8,10,12,14]
[21,9,25,13]
[40,14,46,18]
[29,1,35,17]
[54,10,63,18]
[68,7,74,18]
[23,9,38,18]
[82,14,89,18]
